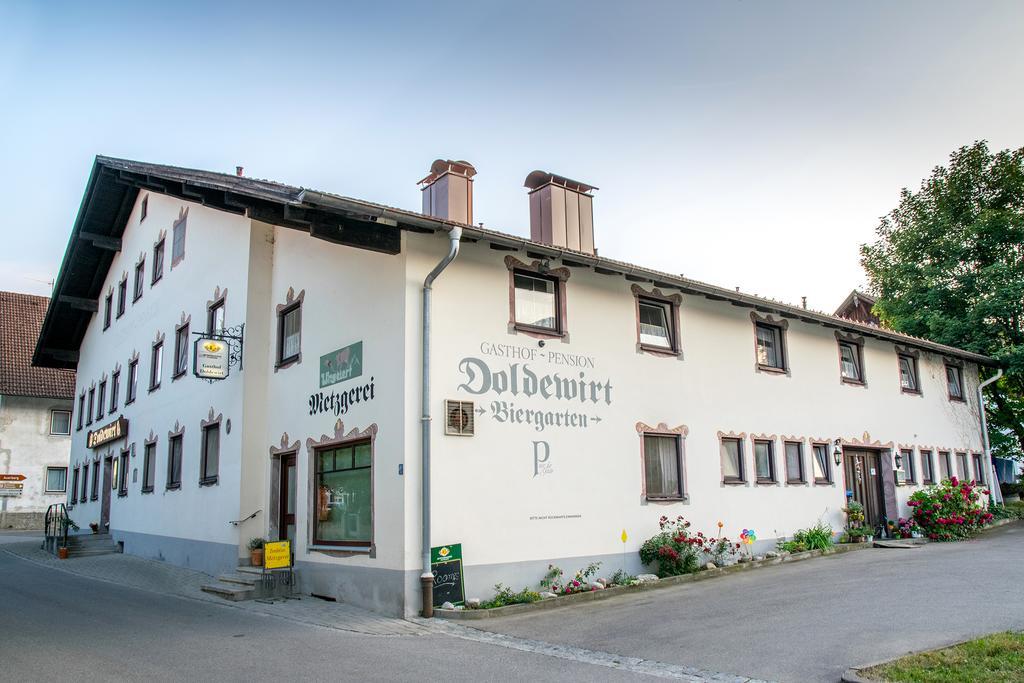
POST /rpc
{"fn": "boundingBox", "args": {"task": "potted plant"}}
[57,545,69,559]
[89,522,99,534]
[248,537,266,567]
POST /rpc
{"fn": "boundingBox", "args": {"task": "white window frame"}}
[49,409,72,436]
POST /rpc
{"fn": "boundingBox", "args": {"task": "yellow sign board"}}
[264,541,291,569]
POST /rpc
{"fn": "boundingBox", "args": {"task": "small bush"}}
[608,569,638,586]
[989,501,1024,521]
[540,562,602,595]
[779,521,834,553]
[478,583,540,609]
[639,516,702,577]
[909,477,994,541]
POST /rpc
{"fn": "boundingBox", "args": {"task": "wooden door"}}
[844,449,884,528]
[278,454,296,543]
[100,456,112,528]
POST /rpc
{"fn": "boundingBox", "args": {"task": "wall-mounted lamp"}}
[833,438,842,467]
[894,451,903,470]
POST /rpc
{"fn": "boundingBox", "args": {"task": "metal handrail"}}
[42,503,72,555]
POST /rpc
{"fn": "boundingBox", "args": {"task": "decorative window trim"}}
[126,351,140,405]
[631,285,683,358]
[835,331,867,387]
[152,230,166,285]
[103,287,113,331]
[133,253,146,303]
[717,430,748,485]
[896,445,916,485]
[275,287,305,371]
[919,448,935,484]
[172,312,192,380]
[505,255,570,341]
[207,286,228,333]
[635,422,689,502]
[142,430,157,493]
[750,312,790,376]
[270,432,301,459]
[808,438,834,485]
[305,419,378,552]
[117,272,128,319]
[944,359,966,403]
[90,456,100,500]
[76,393,85,431]
[117,446,130,497]
[838,431,895,451]
[750,434,779,485]
[199,407,222,486]
[895,345,922,396]
[171,207,188,269]
[166,421,185,490]
[781,436,807,485]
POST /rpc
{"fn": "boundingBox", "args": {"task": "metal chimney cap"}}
[418,159,477,185]
[524,170,598,194]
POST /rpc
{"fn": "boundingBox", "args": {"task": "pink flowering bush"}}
[639,516,741,577]
[540,562,601,595]
[908,477,993,541]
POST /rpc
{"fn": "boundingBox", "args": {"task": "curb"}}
[437,542,872,620]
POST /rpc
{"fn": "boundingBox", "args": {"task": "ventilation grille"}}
[445,400,475,436]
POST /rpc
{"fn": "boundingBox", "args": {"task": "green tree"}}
[861,141,1024,462]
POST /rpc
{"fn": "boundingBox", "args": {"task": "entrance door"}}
[844,449,884,528]
[278,454,296,543]
[101,456,113,529]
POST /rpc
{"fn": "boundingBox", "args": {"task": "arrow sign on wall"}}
[0,474,26,482]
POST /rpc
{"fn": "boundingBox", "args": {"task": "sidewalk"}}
[2,540,430,637]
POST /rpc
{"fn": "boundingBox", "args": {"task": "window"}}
[898,354,919,393]
[77,394,84,430]
[70,467,79,504]
[140,195,148,222]
[200,424,220,485]
[720,437,745,483]
[838,341,863,383]
[171,212,187,266]
[513,271,559,332]
[117,277,127,318]
[110,370,120,412]
[946,364,964,401]
[972,453,985,484]
[811,443,832,484]
[142,442,156,493]
[754,440,776,483]
[173,324,189,378]
[920,450,934,484]
[103,293,112,330]
[938,451,952,480]
[208,300,225,334]
[956,452,968,480]
[91,461,99,500]
[277,304,302,366]
[81,463,89,501]
[49,410,71,436]
[87,388,95,425]
[166,434,183,489]
[638,299,674,351]
[96,380,106,420]
[133,259,145,301]
[642,434,684,499]
[897,448,915,485]
[784,441,804,483]
[118,450,129,497]
[44,466,67,493]
[150,342,163,391]
[127,360,138,404]
[755,322,785,371]
[314,441,372,546]
[152,239,165,284]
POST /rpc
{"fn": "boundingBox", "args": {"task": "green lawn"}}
[862,632,1024,682]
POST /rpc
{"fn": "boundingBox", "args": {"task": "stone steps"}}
[64,533,120,557]
[200,581,255,601]
[201,566,297,602]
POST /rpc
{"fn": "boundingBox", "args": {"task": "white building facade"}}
[36,157,996,616]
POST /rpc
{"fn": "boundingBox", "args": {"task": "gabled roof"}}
[1,291,76,399]
[34,156,997,369]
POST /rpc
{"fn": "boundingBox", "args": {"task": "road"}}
[476,522,1024,682]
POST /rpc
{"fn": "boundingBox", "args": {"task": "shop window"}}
[753,439,776,483]
[152,238,165,284]
[200,423,220,485]
[642,433,684,500]
[946,363,964,401]
[45,466,67,493]
[784,441,804,483]
[720,437,745,484]
[277,303,302,367]
[920,450,934,484]
[314,441,372,547]
[142,442,156,493]
[898,353,919,393]
[49,410,71,436]
[811,442,831,484]
[166,434,183,490]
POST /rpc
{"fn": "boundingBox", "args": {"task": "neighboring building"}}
[35,157,996,616]
[1,291,76,529]
[835,290,880,326]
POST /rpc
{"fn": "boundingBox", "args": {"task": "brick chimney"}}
[418,159,476,225]
[524,171,597,254]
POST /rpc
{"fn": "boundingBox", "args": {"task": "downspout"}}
[977,368,1004,505]
[420,225,462,617]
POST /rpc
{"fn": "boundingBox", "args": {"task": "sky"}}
[1,0,1022,311]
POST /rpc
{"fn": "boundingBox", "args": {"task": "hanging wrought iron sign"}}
[193,324,244,382]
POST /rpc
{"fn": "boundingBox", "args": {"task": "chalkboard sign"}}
[431,543,465,608]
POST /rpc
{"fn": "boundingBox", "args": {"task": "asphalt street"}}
[476,522,1024,682]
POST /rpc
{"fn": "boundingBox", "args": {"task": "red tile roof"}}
[1,291,76,399]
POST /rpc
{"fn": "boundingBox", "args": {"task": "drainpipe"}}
[977,368,1004,505]
[420,225,462,617]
